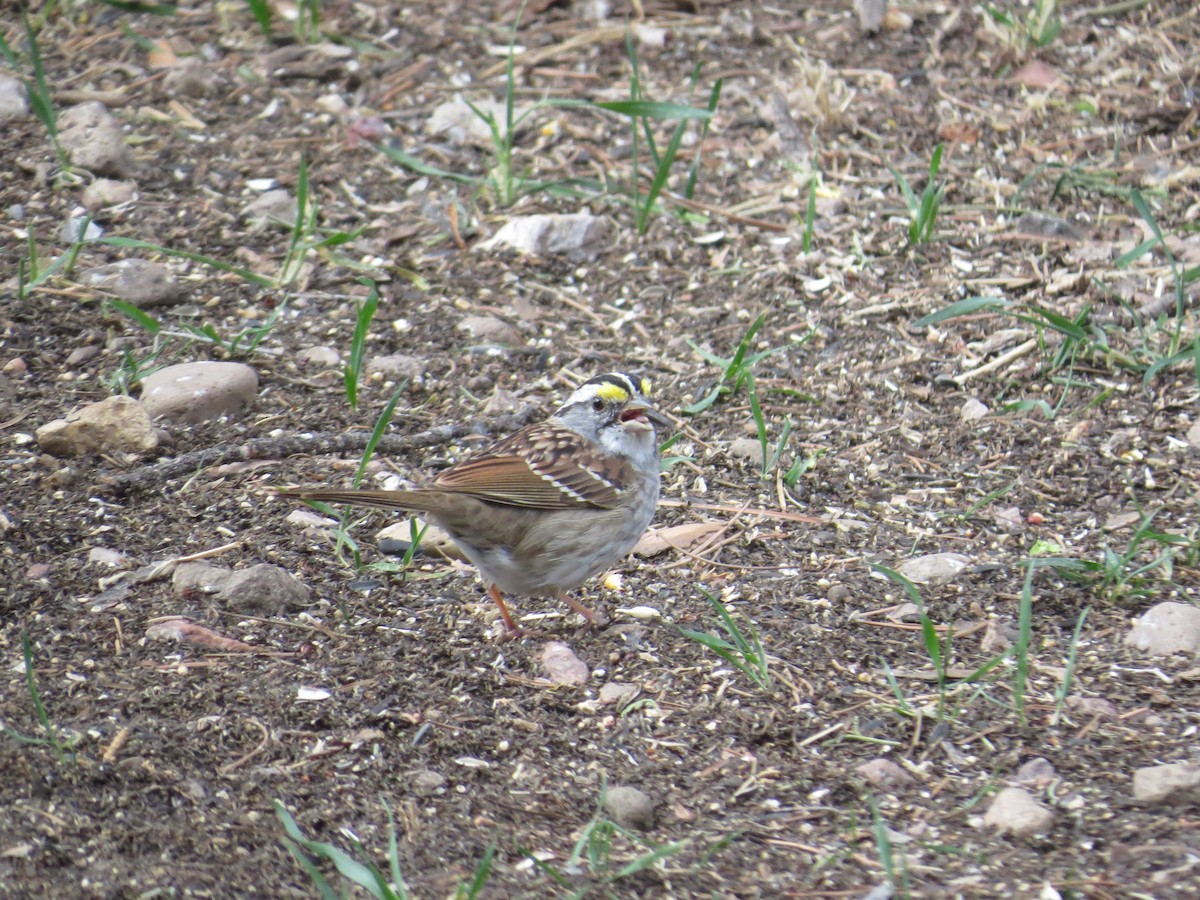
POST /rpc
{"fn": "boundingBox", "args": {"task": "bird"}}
[280,372,669,636]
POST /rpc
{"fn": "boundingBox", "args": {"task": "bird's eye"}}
[591,397,605,412]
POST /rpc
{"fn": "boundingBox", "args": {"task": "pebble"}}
[410,769,447,795]
[162,58,222,98]
[81,179,138,212]
[428,96,511,146]
[1187,421,1200,450]
[1131,762,1200,804]
[377,520,467,562]
[298,345,341,367]
[242,189,297,228]
[479,213,613,262]
[1015,757,1057,788]
[456,316,523,347]
[58,101,136,178]
[598,682,639,706]
[36,395,158,457]
[139,361,258,423]
[604,785,656,831]
[960,398,989,421]
[79,259,184,308]
[216,563,311,614]
[172,561,234,597]
[88,547,131,569]
[982,787,1054,837]
[365,353,424,380]
[540,642,589,686]
[1125,601,1200,657]
[0,75,30,118]
[895,552,970,585]
[856,758,915,790]
[727,437,763,462]
[65,346,101,367]
[285,509,338,531]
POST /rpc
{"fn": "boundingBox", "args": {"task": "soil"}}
[2,1,1200,897]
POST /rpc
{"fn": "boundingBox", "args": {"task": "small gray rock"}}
[80,259,184,308]
[173,561,234,597]
[604,785,655,831]
[960,398,988,421]
[65,345,101,367]
[162,58,223,98]
[298,345,341,367]
[854,0,887,33]
[1125,601,1200,657]
[243,189,298,228]
[0,74,30,118]
[982,787,1054,837]
[456,316,523,348]
[728,437,762,462]
[216,563,311,614]
[58,101,136,178]
[895,552,970,586]
[139,361,258,423]
[81,178,138,212]
[1132,762,1200,804]
[36,395,158,457]
[1015,757,1057,788]
[428,96,514,146]
[365,354,424,380]
[410,769,447,795]
[540,642,589,686]
[480,213,612,261]
[855,758,914,790]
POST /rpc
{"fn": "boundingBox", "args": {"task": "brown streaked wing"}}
[432,423,631,509]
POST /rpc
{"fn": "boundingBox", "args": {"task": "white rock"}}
[855,758,914,790]
[172,561,233,596]
[728,437,763,462]
[428,96,512,146]
[58,101,136,178]
[242,189,297,228]
[598,682,638,706]
[540,642,589,686]
[285,509,338,530]
[604,785,656,831]
[79,259,183,308]
[895,552,970,585]
[480,213,613,261]
[456,316,523,347]
[36,395,158,457]
[139,361,258,423]
[81,178,138,211]
[1015,757,1057,788]
[0,75,30,118]
[983,787,1054,837]
[1187,421,1200,450]
[960,397,989,421]
[365,353,424,379]
[1132,762,1200,804]
[216,563,311,614]
[1125,601,1200,657]
[298,345,341,367]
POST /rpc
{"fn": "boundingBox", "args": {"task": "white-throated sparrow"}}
[281,372,668,635]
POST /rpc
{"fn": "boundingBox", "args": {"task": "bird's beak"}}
[619,399,671,431]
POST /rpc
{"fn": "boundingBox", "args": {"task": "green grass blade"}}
[912,296,1009,328]
[353,385,406,489]
[98,237,275,287]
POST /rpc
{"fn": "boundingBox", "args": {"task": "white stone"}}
[139,361,258,423]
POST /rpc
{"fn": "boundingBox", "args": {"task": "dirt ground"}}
[3,0,1200,897]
